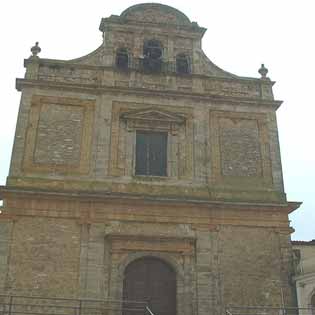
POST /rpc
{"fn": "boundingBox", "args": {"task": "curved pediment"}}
[76,4,238,77]
[69,44,105,65]
[28,3,262,82]
[120,3,192,26]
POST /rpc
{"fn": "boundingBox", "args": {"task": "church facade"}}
[0,4,301,315]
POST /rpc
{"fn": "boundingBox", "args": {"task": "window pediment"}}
[120,108,185,134]
[120,108,185,124]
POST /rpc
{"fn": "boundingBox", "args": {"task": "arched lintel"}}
[308,286,315,306]
[117,251,184,280]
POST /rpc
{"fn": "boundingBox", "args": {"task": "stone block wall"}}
[0,221,11,292]
[219,226,295,307]
[4,217,80,297]
[7,86,284,203]
[0,195,297,313]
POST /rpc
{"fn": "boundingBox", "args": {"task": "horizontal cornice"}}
[0,185,301,214]
[15,78,282,109]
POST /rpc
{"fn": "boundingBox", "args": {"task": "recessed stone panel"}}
[23,95,95,174]
[34,103,84,165]
[219,117,262,177]
[210,111,273,189]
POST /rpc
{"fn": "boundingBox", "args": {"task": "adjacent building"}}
[293,240,315,312]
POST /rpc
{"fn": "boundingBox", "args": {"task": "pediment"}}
[120,108,186,124]
[120,3,192,26]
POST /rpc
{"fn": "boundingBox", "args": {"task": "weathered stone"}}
[0,3,300,315]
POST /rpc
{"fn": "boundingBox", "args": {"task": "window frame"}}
[142,39,163,73]
[176,53,190,75]
[118,107,189,179]
[135,130,168,177]
[116,48,129,71]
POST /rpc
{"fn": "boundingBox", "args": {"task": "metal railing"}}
[0,295,154,315]
[2,297,315,315]
[226,306,315,315]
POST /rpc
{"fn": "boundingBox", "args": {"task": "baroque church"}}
[0,3,302,315]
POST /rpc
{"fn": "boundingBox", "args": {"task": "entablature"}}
[16,78,281,110]
[0,185,301,216]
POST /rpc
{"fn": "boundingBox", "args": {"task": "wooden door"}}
[123,257,176,315]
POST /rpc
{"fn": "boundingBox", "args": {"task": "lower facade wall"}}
[0,197,296,315]
[1,217,81,297]
[220,226,295,307]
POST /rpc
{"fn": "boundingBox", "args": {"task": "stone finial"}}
[30,42,41,57]
[258,64,268,79]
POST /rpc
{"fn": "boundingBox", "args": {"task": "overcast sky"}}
[0,0,314,240]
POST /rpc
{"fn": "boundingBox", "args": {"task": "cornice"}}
[15,78,282,109]
[101,20,206,39]
[0,185,301,214]
[99,18,206,37]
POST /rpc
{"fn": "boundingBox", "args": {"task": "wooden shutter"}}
[135,132,148,175]
[135,131,167,176]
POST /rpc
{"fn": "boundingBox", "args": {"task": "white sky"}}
[0,0,314,240]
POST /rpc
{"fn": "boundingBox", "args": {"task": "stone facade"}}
[0,3,301,315]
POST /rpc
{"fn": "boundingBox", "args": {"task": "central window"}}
[135,131,167,176]
[142,39,163,73]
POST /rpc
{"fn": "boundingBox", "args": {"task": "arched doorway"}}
[311,293,315,314]
[122,257,176,315]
